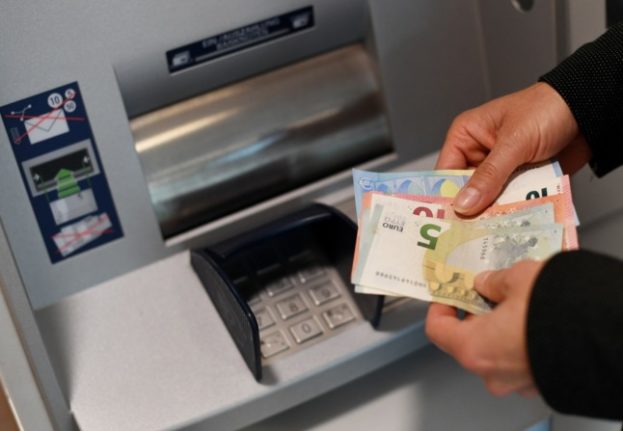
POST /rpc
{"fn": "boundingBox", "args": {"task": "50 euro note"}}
[352,201,564,314]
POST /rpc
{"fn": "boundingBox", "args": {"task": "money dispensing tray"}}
[191,204,384,381]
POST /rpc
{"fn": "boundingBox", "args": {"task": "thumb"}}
[453,140,528,215]
[474,270,510,303]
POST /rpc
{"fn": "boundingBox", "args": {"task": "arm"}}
[540,22,623,177]
[440,23,623,216]
[528,250,623,420]
[426,250,623,420]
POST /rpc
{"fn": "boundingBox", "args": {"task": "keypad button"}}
[275,294,308,320]
[289,318,323,344]
[260,331,289,358]
[254,307,275,330]
[323,303,355,329]
[308,283,340,306]
[265,276,294,297]
[297,264,325,283]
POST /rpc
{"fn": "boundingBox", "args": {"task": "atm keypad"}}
[323,303,355,329]
[290,318,323,344]
[309,283,340,306]
[260,331,289,358]
[275,294,308,320]
[248,251,362,363]
[254,307,275,330]
[265,277,295,297]
[297,265,325,283]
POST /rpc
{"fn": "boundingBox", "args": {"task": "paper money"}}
[352,203,564,313]
[350,160,577,313]
[390,191,577,250]
[421,218,564,314]
[497,174,579,226]
[352,169,471,216]
[353,192,571,298]
[354,192,556,282]
[358,190,577,249]
[353,160,563,217]
[353,192,556,296]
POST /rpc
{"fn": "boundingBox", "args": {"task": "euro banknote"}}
[364,188,578,249]
[353,192,574,298]
[353,160,563,217]
[352,202,564,314]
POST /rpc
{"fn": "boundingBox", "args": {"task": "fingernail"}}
[454,187,481,212]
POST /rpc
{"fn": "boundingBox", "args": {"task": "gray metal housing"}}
[2,1,613,430]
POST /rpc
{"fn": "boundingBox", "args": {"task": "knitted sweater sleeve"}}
[540,22,623,176]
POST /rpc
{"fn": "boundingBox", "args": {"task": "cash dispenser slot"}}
[131,45,392,238]
[191,204,383,381]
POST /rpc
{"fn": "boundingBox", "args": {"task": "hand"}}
[437,82,591,215]
[425,260,545,397]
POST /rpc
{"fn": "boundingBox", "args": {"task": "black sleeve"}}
[539,22,623,177]
[527,250,623,420]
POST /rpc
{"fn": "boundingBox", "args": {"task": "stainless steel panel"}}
[114,0,369,118]
[132,45,392,237]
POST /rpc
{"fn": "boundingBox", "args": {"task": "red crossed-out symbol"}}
[3,110,85,144]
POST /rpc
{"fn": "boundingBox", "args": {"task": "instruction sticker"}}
[166,6,314,73]
[1,82,124,263]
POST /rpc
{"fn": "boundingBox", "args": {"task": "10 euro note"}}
[352,202,564,314]
[497,173,580,226]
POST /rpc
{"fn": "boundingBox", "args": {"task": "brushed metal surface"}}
[132,45,391,237]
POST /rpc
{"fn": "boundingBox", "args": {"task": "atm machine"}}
[0,1,616,430]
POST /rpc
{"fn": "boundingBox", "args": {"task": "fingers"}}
[453,139,529,215]
[474,270,509,303]
[425,303,464,355]
[435,142,470,170]
[436,110,490,170]
[435,149,467,170]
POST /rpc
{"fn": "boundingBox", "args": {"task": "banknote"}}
[421,218,564,313]
[390,191,577,249]
[497,174,580,226]
[352,168,471,216]
[353,160,563,217]
[359,190,577,249]
[353,192,570,297]
[352,203,564,313]
[354,192,556,281]
[502,160,563,191]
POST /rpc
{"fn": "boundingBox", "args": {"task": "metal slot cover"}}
[131,45,392,238]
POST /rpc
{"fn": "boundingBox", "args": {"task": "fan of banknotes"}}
[350,161,578,314]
